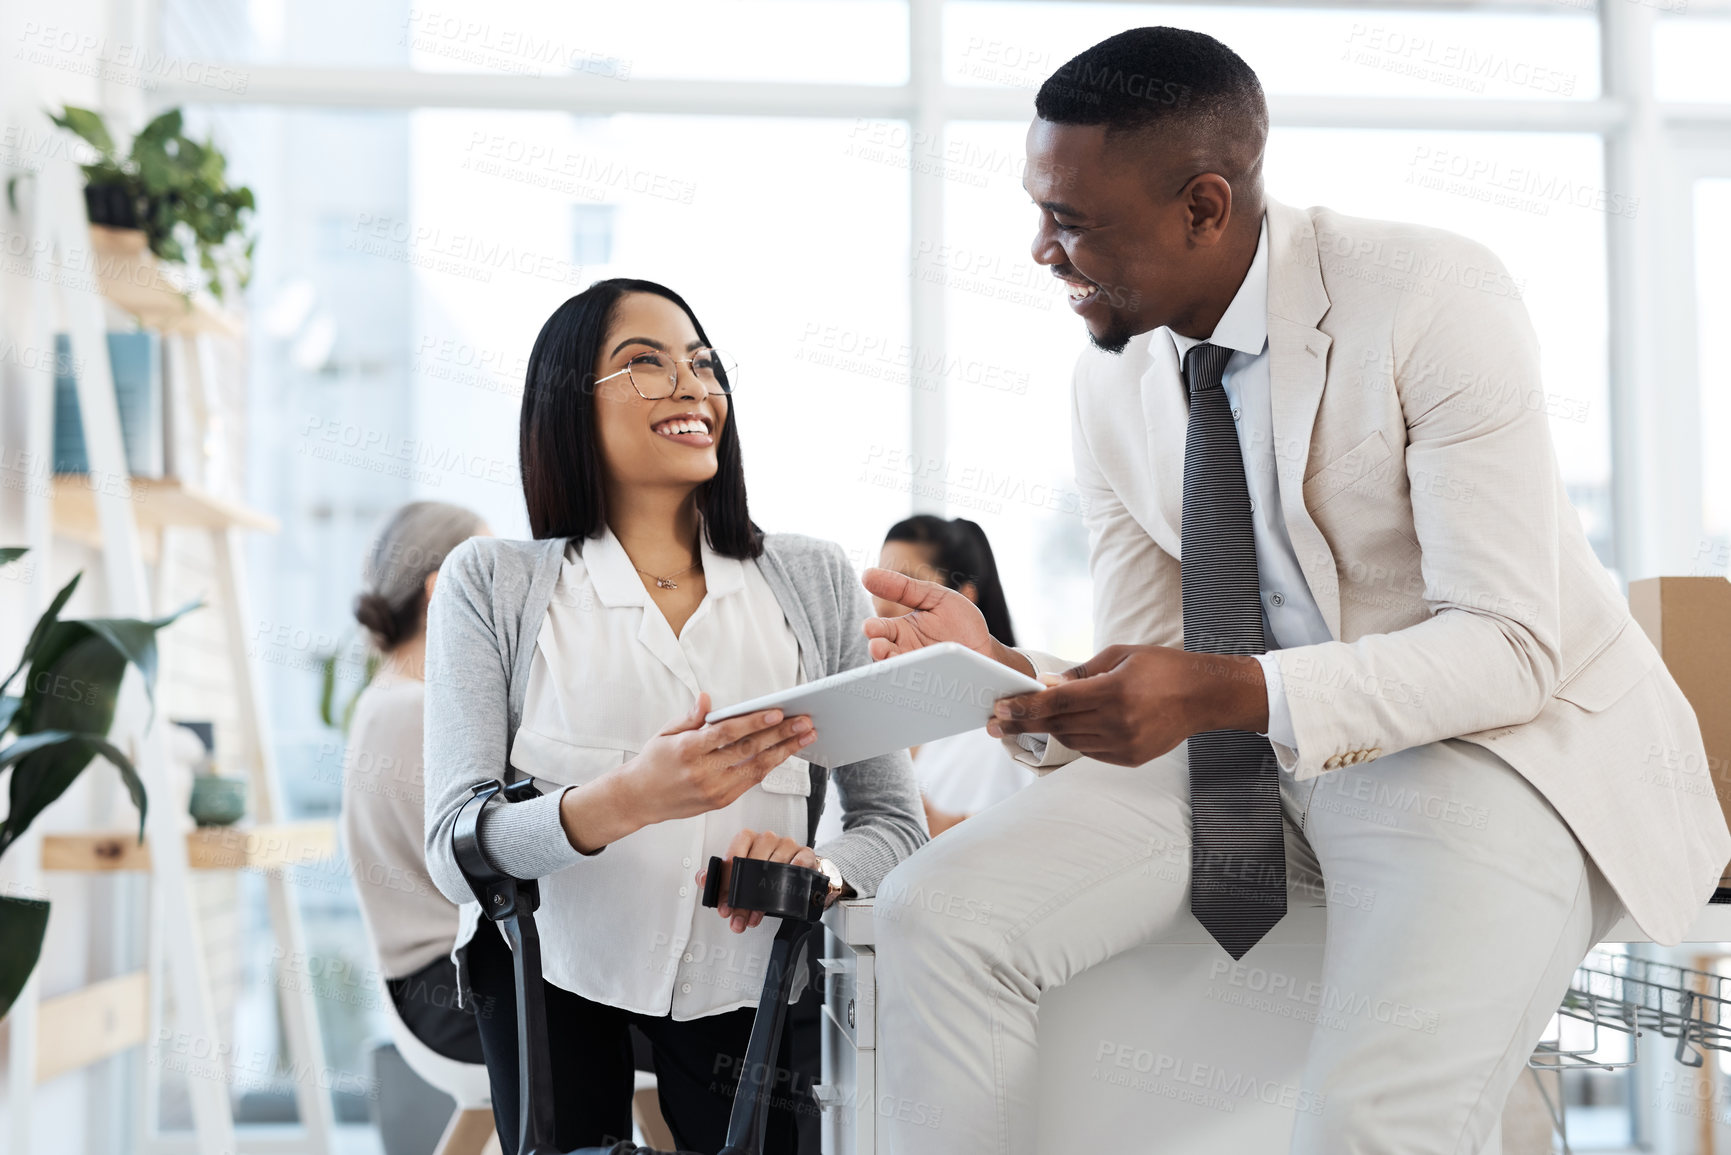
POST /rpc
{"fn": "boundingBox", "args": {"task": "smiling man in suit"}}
[860,26,1729,1155]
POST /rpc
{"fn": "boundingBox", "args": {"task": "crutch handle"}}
[700,855,829,924]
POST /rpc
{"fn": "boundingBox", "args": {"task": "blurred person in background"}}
[340,500,491,1062]
[420,278,926,1155]
[870,516,1034,836]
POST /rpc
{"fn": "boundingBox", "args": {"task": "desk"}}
[816,899,1731,1154]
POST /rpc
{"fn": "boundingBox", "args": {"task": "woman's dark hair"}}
[519,277,761,557]
[885,515,1017,647]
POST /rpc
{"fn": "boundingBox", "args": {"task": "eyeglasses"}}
[594,347,736,399]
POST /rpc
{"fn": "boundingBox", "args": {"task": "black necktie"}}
[1180,342,1286,960]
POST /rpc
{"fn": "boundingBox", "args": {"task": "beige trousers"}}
[873,737,1624,1154]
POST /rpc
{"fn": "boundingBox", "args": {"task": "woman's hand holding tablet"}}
[556,692,815,853]
[705,644,1045,766]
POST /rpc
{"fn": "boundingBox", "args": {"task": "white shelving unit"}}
[4,156,334,1155]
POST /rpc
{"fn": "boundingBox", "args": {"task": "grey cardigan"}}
[421,532,928,910]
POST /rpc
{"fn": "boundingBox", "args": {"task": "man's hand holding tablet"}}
[859,568,1272,769]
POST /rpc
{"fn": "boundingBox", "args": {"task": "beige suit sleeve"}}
[1275,239,1565,780]
[998,355,1187,773]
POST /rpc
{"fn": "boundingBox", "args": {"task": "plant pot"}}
[83,182,141,230]
[189,775,248,827]
[0,895,51,1021]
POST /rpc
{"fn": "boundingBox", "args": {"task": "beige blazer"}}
[1015,196,1729,946]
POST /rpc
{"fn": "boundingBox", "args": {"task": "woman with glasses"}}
[421,278,926,1155]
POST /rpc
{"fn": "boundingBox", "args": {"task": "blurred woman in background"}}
[818,515,1032,839]
[340,500,490,1061]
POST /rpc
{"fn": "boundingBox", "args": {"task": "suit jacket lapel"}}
[1264,198,1342,640]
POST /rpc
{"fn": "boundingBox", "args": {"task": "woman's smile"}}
[651,411,715,448]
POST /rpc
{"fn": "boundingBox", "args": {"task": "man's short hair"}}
[1035,27,1268,156]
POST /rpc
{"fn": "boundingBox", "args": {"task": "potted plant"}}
[48,105,256,303]
[0,547,197,1020]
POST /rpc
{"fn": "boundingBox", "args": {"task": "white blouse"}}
[913,727,1032,816]
[506,523,811,1020]
[815,725,1030,844]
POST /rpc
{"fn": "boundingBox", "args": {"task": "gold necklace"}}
[633,560,700,590]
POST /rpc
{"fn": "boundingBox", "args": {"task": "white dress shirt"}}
[1163,215,1331,759]
[507,522,812,1020]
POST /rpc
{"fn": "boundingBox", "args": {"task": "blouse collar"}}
[575,518,746,608]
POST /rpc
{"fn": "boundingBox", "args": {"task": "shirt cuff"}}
[997,648,1082,772]
[1255,653,1301,773]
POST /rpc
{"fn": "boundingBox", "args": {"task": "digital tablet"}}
[704,642,1047,768]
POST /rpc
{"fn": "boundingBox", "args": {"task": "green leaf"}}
[14,633,125,748]
[0,570,81,699]
[136,144,176,197]
[0,548,25,567]
[72,598,200,724]
[0,697,18,734]
[135,108,183,147]
[49,106,115,159]
[342,653,382,734]
[318,653,338,729]
[0,730,144,853]
[0,894,51,1020]
[0,728,86,768]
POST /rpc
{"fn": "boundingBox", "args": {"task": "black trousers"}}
[387,954,485,1064]
[466,923,818,1154]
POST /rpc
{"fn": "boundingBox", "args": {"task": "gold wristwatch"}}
[816,856,847,908]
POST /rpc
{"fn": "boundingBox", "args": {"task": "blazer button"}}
[1325,755,1343,770]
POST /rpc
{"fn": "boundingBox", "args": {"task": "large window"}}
[135,1,1731,1150]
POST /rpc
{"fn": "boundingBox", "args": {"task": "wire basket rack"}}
[1530,949,1731,1073]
